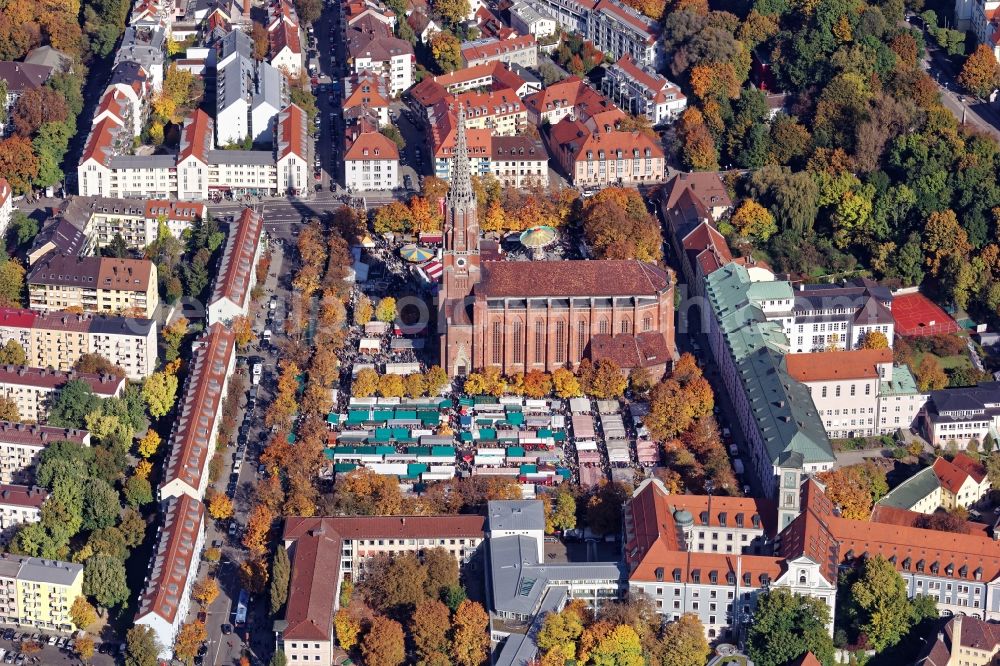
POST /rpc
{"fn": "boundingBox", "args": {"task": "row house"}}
[784,348,926,439]
[279,514,487,666]
[461,34,539,69]
[159,324,236,501]
[549,117,666,187]
[27,255,159,318]
[0,307,157,380]
[268,0,302,75]
[134,495,206,661]
[0,423,90,486]
[0,367,123,423]
[602,55,686,125]
[0,555,83,632]
[207,208,265,325]
[0,486,46,542]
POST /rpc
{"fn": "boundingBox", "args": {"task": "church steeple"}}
[444,106,479,255]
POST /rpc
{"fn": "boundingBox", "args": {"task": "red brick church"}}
[437,113,677,378]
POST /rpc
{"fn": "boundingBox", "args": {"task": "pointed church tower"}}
[438,107,481,377]
[441,107,480,302]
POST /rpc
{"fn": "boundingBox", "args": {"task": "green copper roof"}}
[706,263,835,467]
[877,466,940,510]
[881,364,921,396]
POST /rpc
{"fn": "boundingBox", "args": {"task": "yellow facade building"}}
[0,554,83,631]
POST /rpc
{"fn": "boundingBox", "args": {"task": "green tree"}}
[270,651,288,666]
[545,490,577,533]
[123,475,153,507]
[84,554,129,609]
[8,211,38,249]
[125,625,160,666]
[0,340,26,365]
[82,478,120,531]
[423,546,459,600]
[270,546,291,615]
[848,555,913,651]
[746,588,835,666]
[49,380,102,429]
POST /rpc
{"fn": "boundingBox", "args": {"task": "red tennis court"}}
[892,292,960,337]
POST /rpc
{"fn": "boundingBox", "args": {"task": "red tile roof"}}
[210,208,264,310]
[590,332,671,370]
[663,172,732,212]
[134,494,205,625]
[0,421,90,448]
[343,71,390,110]
[933,457,973,494]
[950,452,987,484]
[80,117,122,167]
[550,117,664,163]
[461,35,536,64]
[283,533,340,640]
[277,104,308,161]
[344,130,399,161]
[789,653,823,666]
[160,324,236,497]
[179,109,213,164]
[283,515,486,541]
[270,20,301,57]
[144,200,206,223]
[0,485,47,508]
[523,77,609,117]
[479,259,670,298]
[785,348,893,383]
[0,365,124,396]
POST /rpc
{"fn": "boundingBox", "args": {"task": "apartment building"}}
[343,71,391,126]
[0,555,83,631]
[879,454,990,515]
[0,486,46,541]
[343,125,400,192]
[276,104,310,196]
[27,255,159,318]
[269,20,302,76]
[523,76,618,126]
[347,15,415,96]
[160,324,236,501]
[207,208,265,325]
[461,35,539,68]
[134,495,206,661]
[0,367,123,423]
[588,0,660,67]
[0,308,157,380]
[0,179,11,241]
[602,55,686,125]
[509,0,559,38]
[924,381,1000,447]
[0,423,90,486]
[217,51,285,146]
[973,0,1000,60]
[488,136,548,188]
[57,196,205,249]
[784,349,926,439]
[440,90,527,136]
[549,117,666,187]
[408,61,538,106]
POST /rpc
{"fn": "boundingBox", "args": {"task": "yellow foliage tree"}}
[137,430,161,458]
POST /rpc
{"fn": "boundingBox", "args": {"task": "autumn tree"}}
[658,614,710,666]
[431,31,462,73]
[232,316,254,349]
[544,489,577,533]
[142,371,179,418]
[450,600,489,666]
[588,359,628,399]
[523,369,553,398]
[70,596,97,630]
[412,599,452,660]
[192,578,219,607]
[251,21,269,60]
[354,294,374,325]
[916,355,949,391]
[207,491,234,520]
[552,367,582,398]
[0,136,39,194]
[76,634,96,662]
[731,200,778,243]
[377,373,405,398]
[334,610,361,651]
[816,462,888,520]
[137,430,161,459]
[333,468,403,515]
[173,621,208,665]
[352,367,379,398]
[361,616,405,666]
[376,296,397,323]
[678,107,719,171]
[434,0,470,25]
[859,330,889,349]
[424,365,450,396]
[537,606,584,662]
[242,504,274,557]
[959,44,1000,99]
[923,210,971,278]
[404,372,427,398]
[11,87,69,137]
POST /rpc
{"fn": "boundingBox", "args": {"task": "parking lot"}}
[0,629,116,666]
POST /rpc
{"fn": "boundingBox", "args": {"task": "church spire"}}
[447,105,475,206]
